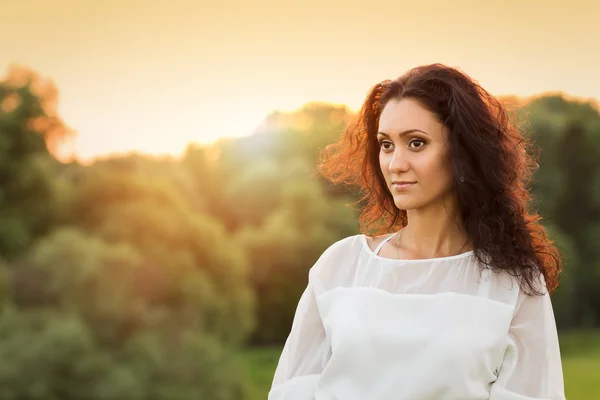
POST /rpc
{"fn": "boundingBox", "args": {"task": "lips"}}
[392,181,416,190]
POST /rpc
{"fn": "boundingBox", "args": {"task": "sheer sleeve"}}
[268,252,332,399]
[490,282,566,400]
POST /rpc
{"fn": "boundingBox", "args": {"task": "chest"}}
[315,287,514,395]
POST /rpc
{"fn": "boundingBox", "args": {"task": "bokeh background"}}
[1,0,599,399]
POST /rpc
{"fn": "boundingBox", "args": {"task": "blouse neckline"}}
[360,234,475,263]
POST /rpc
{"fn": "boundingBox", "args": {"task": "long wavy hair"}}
[318,63,561,295]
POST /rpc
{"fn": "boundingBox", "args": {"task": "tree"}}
[238,175,357,344]
[69,159,255,344]
[526,96,600,327]
[0,66,73,259]
[3,226,251,399]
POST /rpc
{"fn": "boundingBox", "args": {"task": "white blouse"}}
[269,233,565,400]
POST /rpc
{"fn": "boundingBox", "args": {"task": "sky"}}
[1,0,599,162]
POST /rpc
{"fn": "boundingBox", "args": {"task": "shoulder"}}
[478,259,549,310]
[318,233,364,260]
[308,234,365,278]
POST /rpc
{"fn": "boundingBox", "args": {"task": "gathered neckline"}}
[360,234,475,263]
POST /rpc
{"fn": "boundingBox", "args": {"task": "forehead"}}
[378,98,446,137]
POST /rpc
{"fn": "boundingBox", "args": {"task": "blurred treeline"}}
[0,66,599,399]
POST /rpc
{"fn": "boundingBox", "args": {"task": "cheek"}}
[437,162,455,190]
[416,153,453,186]
[379,153,389,175]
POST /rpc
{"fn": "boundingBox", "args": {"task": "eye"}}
[379,140,394,152]
[408,138,426,149]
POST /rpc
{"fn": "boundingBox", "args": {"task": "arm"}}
[268,268,330,400]
[490,284,566,400]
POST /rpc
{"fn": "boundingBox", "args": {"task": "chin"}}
[394,194,451,212]
[392,198,422,211]
[392,193,438,211]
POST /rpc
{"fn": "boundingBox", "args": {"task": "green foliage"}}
[544,224,580,328]
[69,158,255,344]
[0,308,250,400]
[241,347,283,400]
[0,310,116,400]
[3,226,251,399]
[0,64,258,397]
[559,330,600,400]
[527,96,600,326]
[0,67,73,259]
[238,196,337,344]
[234,159,357,344]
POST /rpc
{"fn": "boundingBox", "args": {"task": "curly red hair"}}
[318,63,561,294]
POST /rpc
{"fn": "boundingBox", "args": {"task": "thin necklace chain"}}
[396,229,470,260]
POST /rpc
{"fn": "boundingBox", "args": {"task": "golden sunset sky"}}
[1,0,598,162]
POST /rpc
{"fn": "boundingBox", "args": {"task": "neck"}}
[401,194,470,258]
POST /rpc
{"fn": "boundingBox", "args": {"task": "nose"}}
[388,148,410,173]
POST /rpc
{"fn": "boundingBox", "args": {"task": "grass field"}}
[242,330,600,400]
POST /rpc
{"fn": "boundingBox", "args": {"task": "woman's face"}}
[377,97,456,212]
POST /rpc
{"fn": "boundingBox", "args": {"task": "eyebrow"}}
[377,129,430,137]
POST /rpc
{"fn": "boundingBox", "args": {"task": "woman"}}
[268,64,565,400]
